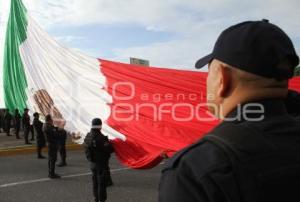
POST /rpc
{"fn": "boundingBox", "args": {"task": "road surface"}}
[0,150,163,202]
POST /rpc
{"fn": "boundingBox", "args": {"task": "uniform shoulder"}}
[84,133,92,142]
[163,138,230,178]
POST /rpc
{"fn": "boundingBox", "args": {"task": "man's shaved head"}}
[206,59,289,118]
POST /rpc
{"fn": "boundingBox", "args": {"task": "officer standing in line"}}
[57,127,67,167]
[43,114,60,179]
[3,109,12,136]
[22,108,31,144]
[159,20,300,202]
[33,112,46,159]
[30,118,35,141]
[14,109,21,139]
[84,118,112,202]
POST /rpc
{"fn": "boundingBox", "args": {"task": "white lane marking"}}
[0,167,130,188]
[0,162,165,189]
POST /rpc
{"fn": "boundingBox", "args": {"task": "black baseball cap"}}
[91,118,102,129]
[195,19,299,79]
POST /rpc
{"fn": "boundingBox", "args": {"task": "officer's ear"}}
[217,63,232,98]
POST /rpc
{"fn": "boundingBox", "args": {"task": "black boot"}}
[37,148,46,159]
[105,169,113,187]
[48,159,60,179]
[49,174,61,179]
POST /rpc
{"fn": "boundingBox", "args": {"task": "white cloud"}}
[16,0,299,69]
[23,0,181,28]
[104,0,300,69]
[1,0,300,69]
[54,35,85,44]
[111,20,224,69]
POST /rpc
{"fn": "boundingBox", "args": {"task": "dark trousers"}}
[91,167,107,202]
[4,124,11,136]
[105,165,113,185]
[15,124,20,139]
[59,144,66,163]
[24,127,30,144]
[30,125,35,140]
[48,147,58,176]
[37,146,44,157]
[37,138,46,157]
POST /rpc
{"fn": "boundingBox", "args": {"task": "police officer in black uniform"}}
[3,109,12,136]
[14,109,21,139]
[22,108,31,144]
[84,118,113,202]
[33,112,46,159]
[43,114,60,179]
[57,127,67,167]
[159,20,300,202]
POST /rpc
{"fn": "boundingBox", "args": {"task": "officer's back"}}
[159,20,300,202]
[33,116,43,136]
[22,109,30,128]
[84,131,110,168]
[43,121,59,148]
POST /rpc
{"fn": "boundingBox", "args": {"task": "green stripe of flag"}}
[3,0,28,114]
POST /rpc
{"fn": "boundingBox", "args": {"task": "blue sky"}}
[1,0,300,69]
[0,0,300,107]
[49,24,177,60]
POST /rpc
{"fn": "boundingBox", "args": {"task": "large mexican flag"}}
[3,0,300,168]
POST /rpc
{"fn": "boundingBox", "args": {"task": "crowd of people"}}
[0,109,114,202]
[0,108,67,161]
[0,109,68,173]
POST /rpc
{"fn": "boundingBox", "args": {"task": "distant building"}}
[130,57,150,67]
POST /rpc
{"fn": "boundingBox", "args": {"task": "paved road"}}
[0,150,163,202]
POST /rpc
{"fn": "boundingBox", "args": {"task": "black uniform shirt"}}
[84,132,110,169]
[57,129,67,145]
[15,113,21,124]
[22,113,30,128]
[33,118,44,138]
[43,123,59,148]
[159,99,300,202]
